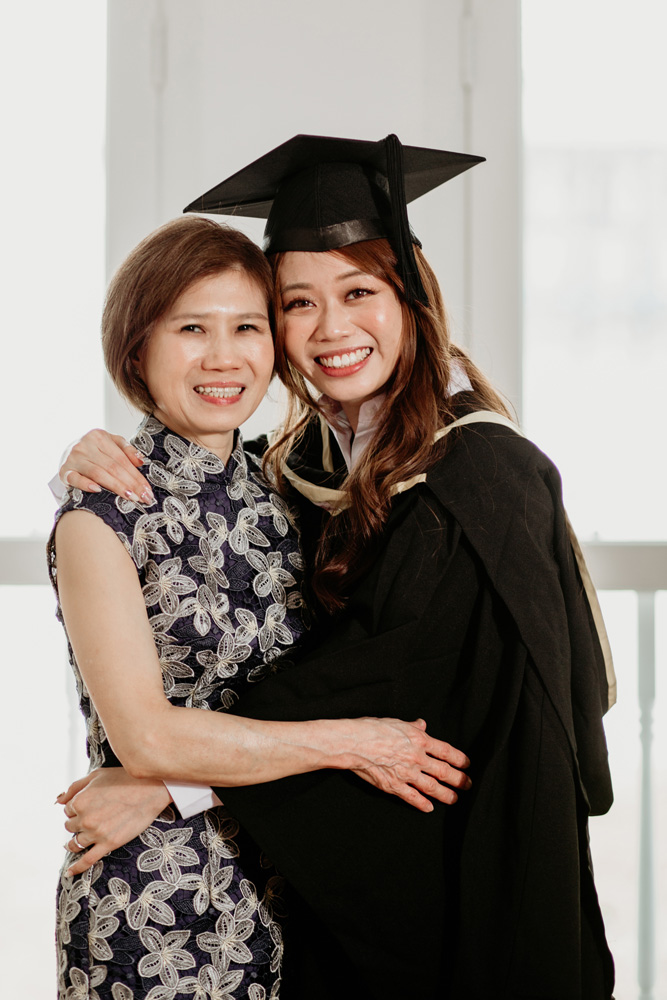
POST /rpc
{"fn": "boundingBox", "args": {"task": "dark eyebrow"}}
[335,269,369,281]
[280,283,313,295]
[169,310,269,322]
[281,269,371,295]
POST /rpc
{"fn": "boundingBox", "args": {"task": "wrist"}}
[310,717,368,772]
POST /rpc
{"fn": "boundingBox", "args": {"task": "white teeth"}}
[194,386,243,398]
[318,347,371,369]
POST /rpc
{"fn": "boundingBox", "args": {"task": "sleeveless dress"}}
[48,416,307,1000]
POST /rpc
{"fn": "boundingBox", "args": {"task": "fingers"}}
[60,430,154,503]
[384,764,465,809]
[55,771,98,806]
[64,830,92,854]
[66,842,108,877]
[423,758,473,790]
[378,771,458,811]
[111,434,146,469]
[375,718,470,772]
[411,771,461,805]
[353,765,436,813]
[392,721,472,777]
[61,471,105,494]
[393,784,435,813]
[424,735,470,770]
[56,772,94,816]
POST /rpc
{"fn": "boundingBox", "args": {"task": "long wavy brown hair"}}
[265,238,511,613]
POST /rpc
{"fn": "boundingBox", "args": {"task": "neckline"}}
[134,415,248,486]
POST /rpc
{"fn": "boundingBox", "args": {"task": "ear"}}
[130,352,145,383]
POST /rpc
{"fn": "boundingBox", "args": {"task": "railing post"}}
[637,591,656,1000]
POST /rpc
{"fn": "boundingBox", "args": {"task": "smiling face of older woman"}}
[138,268,275,463]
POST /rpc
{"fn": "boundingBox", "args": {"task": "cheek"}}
[282,324,305,367]
[142,362,173,405]
[140,344,192,405]
[390,327,404,364]
[373,308,403,359]
[387,307,404,357]
[143,337,192,378]
[144,356,179,394]
[248,340,276,382]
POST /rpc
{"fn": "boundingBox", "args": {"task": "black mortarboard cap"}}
[183,134,484,306]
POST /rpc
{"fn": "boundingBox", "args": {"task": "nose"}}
[316,297,355,343]
[201,330,242,371]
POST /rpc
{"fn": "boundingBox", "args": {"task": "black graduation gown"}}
[221,419,615,1000]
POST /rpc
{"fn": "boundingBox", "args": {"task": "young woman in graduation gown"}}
[56,135,616,999]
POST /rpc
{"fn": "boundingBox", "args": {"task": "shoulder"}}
[422,420,569,587]
[50,487,149,570]
[48,489,143,600]
[282,416,335,473]
[243,434,270,461]
[427,420,562,516]
[54,486,141,534]
[433,419,557,481]
[245,421,325,471]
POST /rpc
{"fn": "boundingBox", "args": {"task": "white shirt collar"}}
[319,360,473,472]
[318,394,385,472]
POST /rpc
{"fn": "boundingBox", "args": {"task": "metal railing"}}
[583,542,667,1000]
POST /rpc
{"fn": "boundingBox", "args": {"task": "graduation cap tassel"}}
[383,134,430,307]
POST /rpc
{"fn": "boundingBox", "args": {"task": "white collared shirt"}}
[318,360,473,472]
[318,394,385,472]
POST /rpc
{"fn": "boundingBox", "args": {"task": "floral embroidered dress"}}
[48,417,307,1000]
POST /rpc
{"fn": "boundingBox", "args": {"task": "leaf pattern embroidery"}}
[48,418,306,998]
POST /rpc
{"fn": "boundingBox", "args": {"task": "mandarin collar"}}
[133,415,248,486]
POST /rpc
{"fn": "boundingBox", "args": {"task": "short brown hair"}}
[102,216,274,412]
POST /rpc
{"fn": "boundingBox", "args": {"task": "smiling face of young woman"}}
[138,268,274,462]
[278,250,404,430]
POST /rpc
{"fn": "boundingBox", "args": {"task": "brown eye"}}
[283,298,312,311]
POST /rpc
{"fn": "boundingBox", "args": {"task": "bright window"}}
[523,4,667,997]
[1,3,106,994]
[0,1,107,537]
[523,0,667,542]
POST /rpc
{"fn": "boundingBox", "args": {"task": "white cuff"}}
[49,441,78,501]
[49,472,67,501]
[165,781,223,819]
